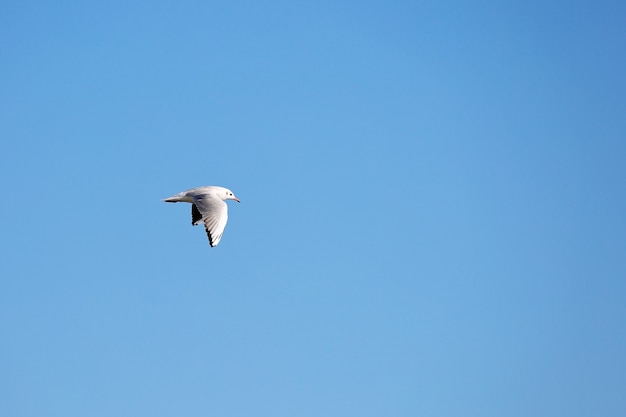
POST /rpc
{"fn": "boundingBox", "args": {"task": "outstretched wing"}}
[191,203,203,225]
[192,194,229,247]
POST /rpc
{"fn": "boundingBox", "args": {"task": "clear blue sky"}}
[1,1,625,416]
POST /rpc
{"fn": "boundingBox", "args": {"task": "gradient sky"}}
[1,1,625,416]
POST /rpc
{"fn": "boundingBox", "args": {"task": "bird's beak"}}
[234,197,240,203]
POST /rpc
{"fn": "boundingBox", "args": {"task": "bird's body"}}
[163,186,240,247]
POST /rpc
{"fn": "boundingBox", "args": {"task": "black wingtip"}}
[204,225,216,247]
[191,204,203,225]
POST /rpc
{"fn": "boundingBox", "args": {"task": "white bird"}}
[163,186,240,247]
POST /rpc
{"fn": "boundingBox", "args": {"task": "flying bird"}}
[163,186,240,247]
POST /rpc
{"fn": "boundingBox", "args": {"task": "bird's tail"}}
[162,193,183,203]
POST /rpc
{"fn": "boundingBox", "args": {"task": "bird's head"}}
[224,188,240,203]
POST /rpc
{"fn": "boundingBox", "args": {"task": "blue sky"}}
[1,1,625,416]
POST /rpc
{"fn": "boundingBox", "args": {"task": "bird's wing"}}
[192,194,228,247]
[191,203,203,225]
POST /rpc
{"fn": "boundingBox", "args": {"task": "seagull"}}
[163,186,240,247]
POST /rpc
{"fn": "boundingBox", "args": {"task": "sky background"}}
[1,1,625,416]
